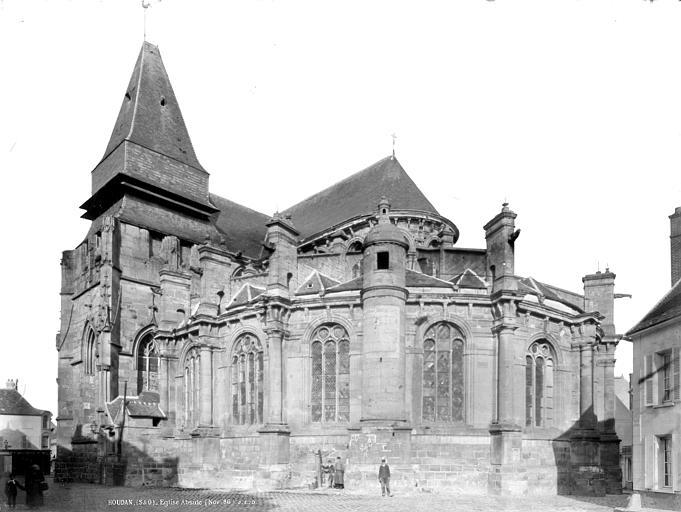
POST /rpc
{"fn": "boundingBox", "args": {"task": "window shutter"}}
[644,354,654,406]
[644,435,655,489]
[673,347,680,401]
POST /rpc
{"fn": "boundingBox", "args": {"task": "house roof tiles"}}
[628,278,681,335]
[0,389,45,417]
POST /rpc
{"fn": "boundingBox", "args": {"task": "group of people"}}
[4,465,46,508]
[320,456,393,497]
[321,456,345,489]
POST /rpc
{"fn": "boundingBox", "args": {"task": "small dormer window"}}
[382,209,387,215]
[377,251,389,270]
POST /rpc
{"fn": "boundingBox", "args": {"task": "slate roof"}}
[450,269,487,289]
[106,393,166,423]
[283,156,439,238]
[209,194,270,259]
[0,389,45,416]
[406,269,453,288]
[519,277,563,302]
[228,283,266,308]
[296,270,341,296]
[628,278,681,335]
[100,42,205,172]
[326,277,363,293]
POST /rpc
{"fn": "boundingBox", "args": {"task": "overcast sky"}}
[1,0,680,413]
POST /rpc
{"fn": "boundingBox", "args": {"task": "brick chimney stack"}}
[670,206,681,286]
[4,379,17,390]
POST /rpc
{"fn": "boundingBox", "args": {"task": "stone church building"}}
[56,42,625,495]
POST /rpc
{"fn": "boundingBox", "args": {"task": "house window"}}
[311,325,350,423]
[660,436,672,488]
[41,436,49,449]
[42,415,48,430]
[661,351,672,403]
[525,341,554,427]
[137,334,159,394]
[231,334,264,425]
[645,348,680,406]
[183,347,200,428]
[377,251,389,270]
[422,322,465,423]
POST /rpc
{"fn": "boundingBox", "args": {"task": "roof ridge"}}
[282,155,395,213]
[126,41,146,145]
[628,278,681,335]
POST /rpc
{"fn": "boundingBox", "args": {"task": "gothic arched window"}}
[525,340,554,427]
[84,328,96,376]
[231,334,264,425]
[422,322,464,423]
[137,334,159,394]
[311,324,350,423]
[184,347,200,428]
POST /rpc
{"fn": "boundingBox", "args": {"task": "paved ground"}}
[0,479,638,512]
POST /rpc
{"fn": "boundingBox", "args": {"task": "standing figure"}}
[378,457,392,497]
[5,473,23,508]
[333,456,345,489]
[24,464,45,508]
[323,458,334,488]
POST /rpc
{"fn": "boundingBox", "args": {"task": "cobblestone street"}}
[0,479,637,512]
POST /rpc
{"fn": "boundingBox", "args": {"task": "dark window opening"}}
[377,251,389,270]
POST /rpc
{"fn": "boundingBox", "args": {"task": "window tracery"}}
[137,334,159,394]
[311,324,350,423]
[231,334,264,425]
[525,340,554,427]
[184,347,200,428]
[422,322,464,423]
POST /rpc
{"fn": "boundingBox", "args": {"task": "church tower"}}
[82,42,217,221]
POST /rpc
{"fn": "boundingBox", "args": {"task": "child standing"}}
[5,473,23,508]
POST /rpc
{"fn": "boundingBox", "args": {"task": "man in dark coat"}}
[333,456,344,489]
[378,457,392,497]
[24,464,45,508]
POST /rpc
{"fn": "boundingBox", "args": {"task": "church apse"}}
[54,41,625,495]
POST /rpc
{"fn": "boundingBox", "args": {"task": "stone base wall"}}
[55,441,101,483]
[55,430,622,495]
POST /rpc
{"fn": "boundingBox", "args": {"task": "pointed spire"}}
[85,42,215,219]
[101,42,204,171]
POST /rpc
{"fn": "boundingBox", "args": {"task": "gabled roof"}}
[0,389,45,416]
[228,283,266,308]
[101,42,204,172]
[406,269,453,288]
[283,156,439,238]
[106,392,166,423]
[450,269,487,289]
[628,278,681,335]
[296,270,341,296]
[519,277,562,302]
[326,277,363,293]
[209,193,270,259]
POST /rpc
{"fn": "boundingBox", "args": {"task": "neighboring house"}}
[627,207,681,501]
[614,376,633,490]
[0,379,53,475]
[55,41,627,495]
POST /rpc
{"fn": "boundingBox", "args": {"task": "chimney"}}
[670,206,681,286]
[583,269,616,336]
[5,379,17,390]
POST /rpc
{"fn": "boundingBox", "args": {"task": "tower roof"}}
[283,156,439,238]
[100,41,205,172]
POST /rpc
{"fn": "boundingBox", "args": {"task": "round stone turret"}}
[360,198,408,425]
